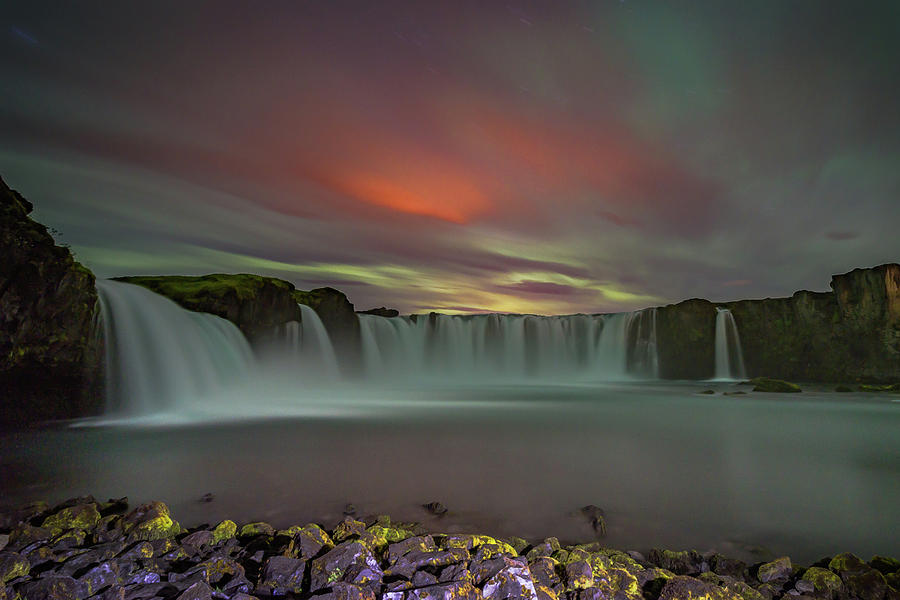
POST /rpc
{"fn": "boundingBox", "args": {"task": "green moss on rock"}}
[41,504,101,536]
[750,378,801,393]
[123,502,181,541]
[211,519,237,544]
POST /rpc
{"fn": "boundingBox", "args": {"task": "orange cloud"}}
[333,168,488,224]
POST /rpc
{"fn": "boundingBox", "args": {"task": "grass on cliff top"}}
[293,287,347,307]
[115,274,294,302]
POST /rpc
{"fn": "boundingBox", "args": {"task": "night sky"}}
[2,1,898,314]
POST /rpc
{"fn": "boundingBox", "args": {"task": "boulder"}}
[756,556,792,583]
[257,555,306,595]
[310,541,382,592]
[750,378,802,393]
[0,176,102,425]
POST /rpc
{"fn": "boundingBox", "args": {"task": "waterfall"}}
[358,311,660,381]
[97,280,254,416]
[714,308,746,380]
[274,305,340,380]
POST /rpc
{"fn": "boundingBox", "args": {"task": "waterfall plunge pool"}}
[2,381,898,565]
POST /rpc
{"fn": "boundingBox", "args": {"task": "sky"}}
[1,1,898,315]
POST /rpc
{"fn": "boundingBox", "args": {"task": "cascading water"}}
[97,280,254,416]
[358,311,660,381]
[273,305,340,380]
[714,307,746,380]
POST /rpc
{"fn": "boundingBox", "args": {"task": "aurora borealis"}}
[1,2,898,314]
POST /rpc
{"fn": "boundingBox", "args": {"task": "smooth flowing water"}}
[714,308,747,381]
[3,282,897,565]
[2,383,898,564]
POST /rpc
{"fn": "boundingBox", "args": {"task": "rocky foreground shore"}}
[0,498,897,600]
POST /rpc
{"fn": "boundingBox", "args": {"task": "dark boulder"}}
[0,176,102,425]
[309,541,382,592]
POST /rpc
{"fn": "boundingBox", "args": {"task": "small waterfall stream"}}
[714,308,747,380]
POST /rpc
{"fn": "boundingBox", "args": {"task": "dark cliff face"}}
[654,264,900,382]
[113,274,302,342]
[0,177,102,425]
[724,291,841,381]
[655,299,717,379]
[294,287,361,376]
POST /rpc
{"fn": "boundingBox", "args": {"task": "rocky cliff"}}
[115,274,302,342]
[0,177,102,425]
[655,264,899,382]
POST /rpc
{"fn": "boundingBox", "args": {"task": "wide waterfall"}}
[714,307,746,380]
[97,280,254,416]
[358,310,659,381]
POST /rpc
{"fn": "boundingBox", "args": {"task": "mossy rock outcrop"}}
[0,176,102,425]
[115,274,302,342]
[749,378,802,393]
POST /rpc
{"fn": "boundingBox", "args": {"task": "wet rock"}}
[565,561,593,591]
[0,536,7,552]
[257,555,306,595]
[750,378,802,393]
[78,561,122,596]
[439,562,471,584]
[176,581,213,600]
[423,502,448,516]
[98,498,129,517]
[529,557,561,590]
[405,580,480,600]
[527,539,561,562]
[238,522,274,538]
[700,389,716,394]
[282,523,333,560]
[210,519,237,545]
[870,555,900,575]
[387,548,469,580]
[579,506,607,537]
[482,556,538,599]
[834,385,853,392]
[316,581,378,600]
[829,553,888,600]
[0,552,29,584]
[648,549,703,576]
[15,575,89,599]
[413,571,440,587]
[310,541,382,592]
[122,502,181,542]
[709,554,748,580]
[757,556,792,583]
[657,575,719,600]
[333,518,367,543]
[199,493,214,504]
[41,504,101,537]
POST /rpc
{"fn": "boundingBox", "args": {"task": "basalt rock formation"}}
[358,307,401,318]
[656,264,900,382]
[0,177,102,425]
